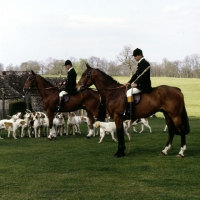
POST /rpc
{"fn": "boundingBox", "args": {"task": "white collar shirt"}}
[138,57,144,63]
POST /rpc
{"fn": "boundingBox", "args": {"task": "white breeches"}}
[59,91,68,97]
[126,88,142,97]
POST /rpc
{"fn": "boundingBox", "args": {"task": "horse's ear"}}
[31,70,35,75]
[85,62,91,69]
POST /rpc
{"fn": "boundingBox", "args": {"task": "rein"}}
[79,88,101,102]
[85,85,125,91]
[24,74,59,91]
[31,86,59,90]
[97,85,125,91]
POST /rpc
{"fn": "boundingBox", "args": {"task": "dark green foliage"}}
[9,101,32,115]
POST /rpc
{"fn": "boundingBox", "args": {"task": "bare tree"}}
[180,56,193,78]
[74,58,87,75]
[87,56,109,73]
[53,60,65,77]
[6,64,19,71]
[161,58,180,77]
[107,61,122,76]
[18,61,40,73]
[117,45,137,77]
[189,54,200,78]
[150,62,163,77]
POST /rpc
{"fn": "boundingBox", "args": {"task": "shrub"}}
[9,101,32,115]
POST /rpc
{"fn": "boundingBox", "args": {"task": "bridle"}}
[24,74,58,93]
[78,68,93,90]
[23,75,37,93]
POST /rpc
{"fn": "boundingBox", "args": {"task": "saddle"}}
[131,93,141,105]
[63,94,70,102]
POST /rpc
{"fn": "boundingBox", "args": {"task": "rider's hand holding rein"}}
[131,83,137,87]
[58,81,66,89]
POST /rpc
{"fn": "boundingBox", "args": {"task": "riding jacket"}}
[128,58,152,92]
[63,67,77,95]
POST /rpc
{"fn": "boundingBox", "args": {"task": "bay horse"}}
[77,64,190,157]
[23,70,102,138]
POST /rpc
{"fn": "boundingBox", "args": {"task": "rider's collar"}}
[138,57,144,63]
[67,67,73,72]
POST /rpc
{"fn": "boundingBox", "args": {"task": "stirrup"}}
[57,106,60,112]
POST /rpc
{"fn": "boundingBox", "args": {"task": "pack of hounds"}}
[0,110,167,143]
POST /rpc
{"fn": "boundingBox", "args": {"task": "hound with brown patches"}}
[0,112,22,139]
[124,118,152,133]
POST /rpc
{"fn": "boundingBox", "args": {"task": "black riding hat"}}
[132,48,143,57]
[65,60,72,66]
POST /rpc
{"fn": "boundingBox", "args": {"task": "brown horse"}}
[23,70,101,138]
[77,64,190,157]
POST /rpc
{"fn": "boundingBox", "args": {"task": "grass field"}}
[0,77,200,200]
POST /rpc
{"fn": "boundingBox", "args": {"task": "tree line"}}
[1,45,200,78]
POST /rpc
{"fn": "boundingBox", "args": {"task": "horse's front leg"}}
[114,116,125,158]
[47,110,56,140]
[86,112,95,138]
[161,126,174,155]
[161,114,174,155]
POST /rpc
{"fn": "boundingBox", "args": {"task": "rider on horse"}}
[57,60,77,111]
[124,48,152,118]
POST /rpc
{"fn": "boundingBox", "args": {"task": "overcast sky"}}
[0,0,200,67]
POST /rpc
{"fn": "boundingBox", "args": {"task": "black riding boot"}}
[123,103,130,117]
[57,97,63,112]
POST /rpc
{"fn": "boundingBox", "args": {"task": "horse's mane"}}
[37,74,54,87]
[86,63,122,86]
[98,69,122,85]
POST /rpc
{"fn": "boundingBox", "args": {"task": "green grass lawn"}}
[0,116,200,200]
[0,76,199,200]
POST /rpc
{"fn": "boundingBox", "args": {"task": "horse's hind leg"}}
[177,134,186,157]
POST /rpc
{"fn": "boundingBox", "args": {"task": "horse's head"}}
[23,70,37,94]
[76,63,94,91]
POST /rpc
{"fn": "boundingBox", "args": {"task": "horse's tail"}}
[181,104,190,135]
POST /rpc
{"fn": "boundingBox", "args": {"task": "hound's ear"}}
[31,70,35,75]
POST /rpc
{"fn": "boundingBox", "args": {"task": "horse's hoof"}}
[177,154,184,158]
[45,137,51,140]
[52,137,57,140]
[160,152,167,156]
[113,152,125,158]
[85,136,90,139]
